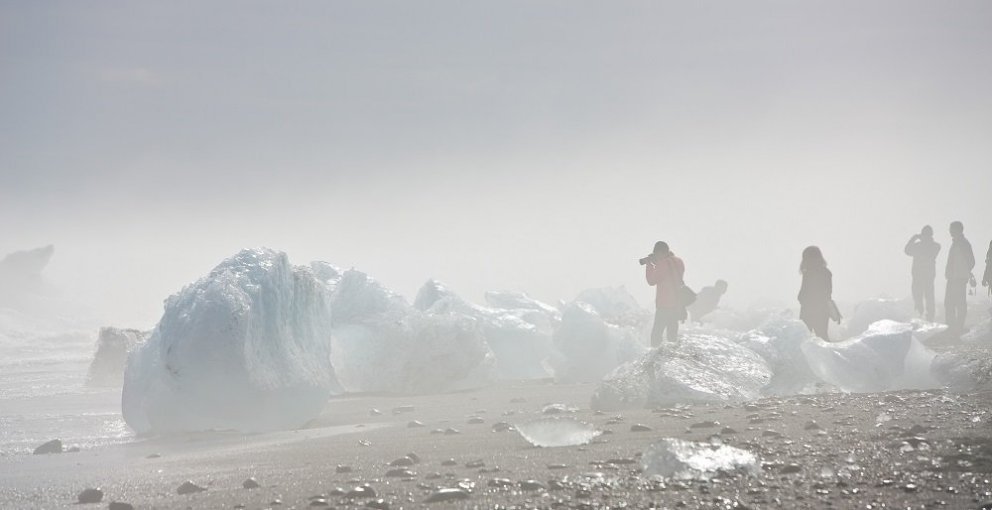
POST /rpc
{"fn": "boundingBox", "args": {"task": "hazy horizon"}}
[2,1,990,327]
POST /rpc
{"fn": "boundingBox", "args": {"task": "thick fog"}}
[2,1,990,327]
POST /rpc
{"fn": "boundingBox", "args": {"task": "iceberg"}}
[330,273,495,393]
[515,417,601,447]
[549,302,647,383]
[841,298,915,339]
[122,248,339,434]
[642,438,759,479]
[87,327,147,387]
[735,316,825,395]
[800,319,938,393]
[591,332,771,410]
[415,280,554,380]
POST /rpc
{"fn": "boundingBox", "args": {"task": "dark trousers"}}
[802,312,830,341]
[945,278,968,331]
[651,307,680,347]
[911,275,935,321]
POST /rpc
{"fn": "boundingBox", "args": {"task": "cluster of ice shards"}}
[330,274,496,393]
[800,320,938,393]
[122,248,339,434]
[413,280,555,380]
[591,332,771,410]
[642,438,759,479]
[734,315,825,395]
[87,327,147,387]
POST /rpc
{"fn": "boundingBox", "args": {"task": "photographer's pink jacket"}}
[645,255,685,309]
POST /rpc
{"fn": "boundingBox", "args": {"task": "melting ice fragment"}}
[515,417,601,447]
[641,438,759,479]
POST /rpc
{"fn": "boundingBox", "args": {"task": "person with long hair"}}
[798,246,833,340]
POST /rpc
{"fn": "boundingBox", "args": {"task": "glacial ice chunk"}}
[87,327,147,387]
[642,438,759,479]
[591,332,771,410]
[330,274,496,393]
[841,298,914,339]
[800,319,938,393]
[735,316,824,395]
[515,417,601,447]
[549,302,647,383]
[122,248,339,434]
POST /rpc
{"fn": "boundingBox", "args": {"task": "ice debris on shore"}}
[514,417,601,447]
[548,296,647,383]
[87,327,146,387]
[641,438,759,479]
[122,248,339,433]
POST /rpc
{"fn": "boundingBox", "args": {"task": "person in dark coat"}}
[645,241,685,347]
[945,221,975,333]
[798,246,833,341]
[904,225,941,321]
[982,240,992,295]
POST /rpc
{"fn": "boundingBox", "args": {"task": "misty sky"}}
[2,1,991,326]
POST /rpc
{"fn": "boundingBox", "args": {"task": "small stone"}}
[309,499,329,507]
[243,477,260,489]
[491,421,512,432]
[467,416,485,424]
[424,488,470,503]
[690,421,719,429]
[77,487,104,504]
[347,485,377,498]
[385,468,415,478]
[488,478,513,488]
[145,453,161,459]
[406,452,422,464]
[66,446,80,453]
[443,427,461,435]
[33,439,63,455]
[465,460,485,468]
[547,463,569,470]
[176,480,206,495]
[369,408,382,416]
[108,503,134,510]
[780,464,802,474]
[441,459,457,466]
[630,424,653,432]
[904,483,918,493]
[407,420,425,428]
[548,480,566,491]
[365,499,389,510]
[720,427,738,434]
[389,456,415,467]
[804,420,821,431]
[336,464,353,473]
[328,487,346,496]
[519,480,545,491]
[761,430,783,438]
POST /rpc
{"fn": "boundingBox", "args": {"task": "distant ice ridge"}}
[330,274,496,393]
[591,332,771,410]
[642,439,759,479]
[122,248,339,434]
[514,417,601,447]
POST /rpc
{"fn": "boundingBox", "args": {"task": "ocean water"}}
[0,323,133,456]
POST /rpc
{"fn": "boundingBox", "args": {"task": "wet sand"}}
[2,379,991,509]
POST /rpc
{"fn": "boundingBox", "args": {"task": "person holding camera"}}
[904,225,941,321]
[643,241,685,347]
[945,221,976,333]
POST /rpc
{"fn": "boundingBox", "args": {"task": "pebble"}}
[547,463,569,470]
[369,408,382,416]
[780,464,802,474]
[443,427,461,435]
[441,459,458,466]
[465,460,485,468]
[424,488,470,503]
[389,456,415,467]
[336,465,353,473]
[491,421,513,432]
[108,503,134,510]
[176,480,206,495]
[488,478,513,488]
[347,485,377,498]
[467,416,485,424]
[328,487,346,496]
[804,420,821,431]
[720,427,738,434]
[145,453,161,459]
[690,421,720,429]
[77,487,103,504]
[309,498,329,507]
[239,476,260,489]
[385,468,415,478]
[407,420,425,428]
[630,424,653,432]
[519,480,545,491]
[365,498,389,510]
[33,439,63,455]
[761,430,783,438]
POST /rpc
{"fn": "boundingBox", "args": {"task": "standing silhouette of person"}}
[798,246,833,341]
[688,279,728,324]
[945,221,976,333]
[904,225,941,321]
[983,241,992,295]
[645,241,685,347]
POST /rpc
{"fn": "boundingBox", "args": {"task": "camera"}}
[639,254,655,266]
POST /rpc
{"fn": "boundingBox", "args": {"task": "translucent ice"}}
[549,302,647,383]
[515,417,601,447]
[87,327,146,387]
[591,332,771,410]
[122,248,339,434]
[800,319,938,393]
[641,438,759,479]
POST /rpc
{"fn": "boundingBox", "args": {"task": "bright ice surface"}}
[330,274,496,393]
[642,438,759,479]
[800,319,938,393]
[549,301,646,383]
[734,316,825,395]
[87,327,146,387]
[514,417,601,447]
[122,248,339,434]
[591,332,771,410]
